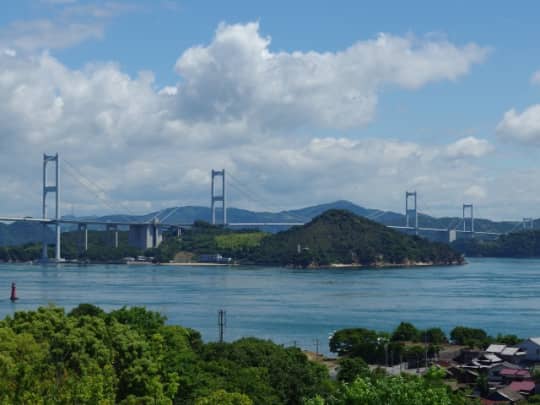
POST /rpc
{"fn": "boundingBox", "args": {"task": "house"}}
[477,353,503,366]
[486,344,526,364]
[488,362,524,383]
[499,368,531,382]
[508,381,535,396]
[487,386,525,403]
[198,253,232,263]
[519,338,540,362]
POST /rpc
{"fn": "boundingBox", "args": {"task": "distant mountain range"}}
[0,200,530,247]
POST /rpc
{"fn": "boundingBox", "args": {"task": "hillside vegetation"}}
[453,230,540,257]
[240,210,463,267]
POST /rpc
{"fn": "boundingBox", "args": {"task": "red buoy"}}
[10,282,18,302]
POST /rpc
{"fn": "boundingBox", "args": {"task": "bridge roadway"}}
[0,217,501,236]
[0,216,190,228]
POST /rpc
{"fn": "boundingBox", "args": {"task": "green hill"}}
[452,230,540,257]
[242,209,463,267]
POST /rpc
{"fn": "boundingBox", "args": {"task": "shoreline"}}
[0,259,464,268]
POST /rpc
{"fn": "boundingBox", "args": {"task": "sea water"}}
[0,257,538,355]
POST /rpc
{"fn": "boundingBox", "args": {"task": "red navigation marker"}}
[10,282,18,302]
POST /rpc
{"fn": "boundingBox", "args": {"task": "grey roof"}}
[501,347,520,356]
[486,344,506,354]
[498,386,525,402]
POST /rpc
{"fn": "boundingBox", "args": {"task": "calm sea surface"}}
[0,257,539,354]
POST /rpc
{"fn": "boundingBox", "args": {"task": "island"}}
[0,209,464,267]
[155,209,464,267]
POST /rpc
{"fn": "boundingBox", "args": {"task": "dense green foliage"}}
[449,326,488,346]
[452,230,540,258]
[151,222,266,263]
[240,210,463,267]
[331,323,520,367]
[215,232,266,250]
[306,369,478,405]
[0,230,141,262]
[0,305,332,404]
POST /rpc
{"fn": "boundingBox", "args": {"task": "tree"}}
[337,357,370,383]
[307,375,456,405]
[422,328,448,344]
[329,328,383,362]
[391,322,420,342]
[450,326,488,347]
[195,390,253,405]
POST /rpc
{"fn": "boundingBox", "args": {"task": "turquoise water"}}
[0,258,539,354]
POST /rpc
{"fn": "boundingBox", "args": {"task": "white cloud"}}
[3,48,16,57]
[445,136,494,158]
[159,86,178,96]
[496,105,540,144]
[531,70,540,85]
[464,185,487,200]
[0,19,104,52]
[173,22,488,130]
[0,22,512,219]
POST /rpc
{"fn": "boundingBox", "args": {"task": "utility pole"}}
[218,309,226,343]
[424,332,428,368]
[314,338,320,356]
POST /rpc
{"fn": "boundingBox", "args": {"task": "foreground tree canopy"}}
[0,305,488,404]
[0,305,331,404]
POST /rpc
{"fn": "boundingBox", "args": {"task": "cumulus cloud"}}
[173,22,488,129]
[496,105,540,144]
[0,21,504,218]
[445,136,494,158]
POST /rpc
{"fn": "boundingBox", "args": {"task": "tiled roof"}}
[499,368,531,378]
[509,380,535,392]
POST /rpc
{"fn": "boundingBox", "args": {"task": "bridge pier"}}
[128,223,162,250]
[106,224,119,248]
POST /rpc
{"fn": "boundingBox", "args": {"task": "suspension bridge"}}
[0,153,532,262]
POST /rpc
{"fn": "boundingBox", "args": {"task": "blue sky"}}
[1,0,540,220]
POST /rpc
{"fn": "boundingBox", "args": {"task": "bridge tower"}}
[463,204,474,234]
[523,217,534,230]
[42,153,61,261]
[405,191,418,235]
[211,169,227,225]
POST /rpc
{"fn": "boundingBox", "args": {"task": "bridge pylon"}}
[523,217,534,230]
[42,153,61,261]
[405,191,418,235]
[463,203,474,234]
[211,169,227,225]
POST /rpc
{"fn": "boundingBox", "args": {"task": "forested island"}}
[232,209,463,267]
[452,230,540,258]
[0,209,463,267]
